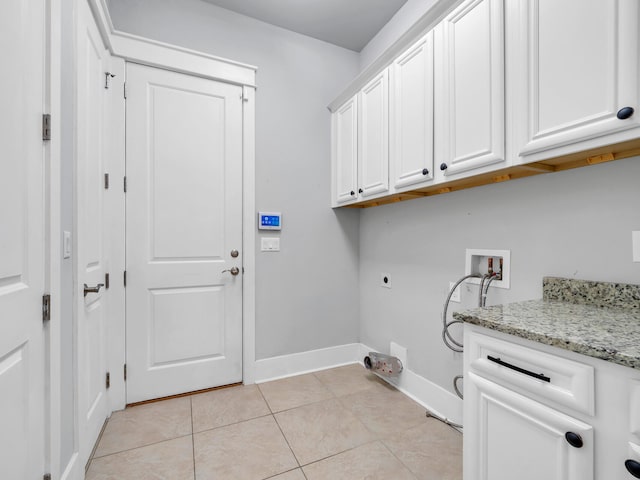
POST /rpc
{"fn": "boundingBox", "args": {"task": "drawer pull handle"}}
[487,355,551,383]
[565,432,583,448]
[626,459,640,478]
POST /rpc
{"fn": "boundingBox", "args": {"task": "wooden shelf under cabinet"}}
[341,137,640,209]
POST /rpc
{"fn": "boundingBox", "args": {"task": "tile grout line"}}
[91,432,195,460]
[190,396,196,480]
[379,438,420,480]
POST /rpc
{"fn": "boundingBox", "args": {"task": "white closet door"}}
[126,63,244,403]
[76,0,111,467]
[0,0,46,478]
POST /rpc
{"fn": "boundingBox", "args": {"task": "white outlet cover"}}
[390,341,407,369]
[633,231,640,262]
[449,282,461,302]
[381,273,392,289]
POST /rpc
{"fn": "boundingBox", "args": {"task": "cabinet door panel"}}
[391,33,434,189]
[358,70,389,197]
[512,0,640,157]
[465,372,593,480]
[436,0,505,178]
[333,97,358,205]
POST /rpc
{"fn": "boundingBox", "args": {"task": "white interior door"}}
[125,63,244,404]
[0,0,46,478]
[76,0,111,467]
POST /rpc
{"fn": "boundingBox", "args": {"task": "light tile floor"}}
[86,364,462,480]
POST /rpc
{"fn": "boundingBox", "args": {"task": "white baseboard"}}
[253,343,463,425]
[254,343,362,383]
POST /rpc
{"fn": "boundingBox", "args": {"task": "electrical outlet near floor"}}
[390,342,407,369]
[381,273,392,289]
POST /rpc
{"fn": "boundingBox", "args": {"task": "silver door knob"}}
[222,266,240,276]
[84,283,104,297]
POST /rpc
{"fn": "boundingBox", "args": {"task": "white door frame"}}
[85,0,258,413]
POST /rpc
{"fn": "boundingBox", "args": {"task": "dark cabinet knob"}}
[422,168,429,175]
[626,459,640,478]
[350,190,355,196]
[617,107,634,120]
[358,188,363,193]
[564,432,583,448]
[440,163,448,171]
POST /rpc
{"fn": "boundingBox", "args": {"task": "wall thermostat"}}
[258,212,282,230]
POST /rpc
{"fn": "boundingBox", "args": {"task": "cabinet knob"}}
[350,190,355,196]
[440,163,448,171]
[564,432,583,448]
[358,188,363,193]
[617,106,635,120]
[626,459,640,478]
[422,168,429,175]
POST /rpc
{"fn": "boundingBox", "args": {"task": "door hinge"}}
[44,474,51,480]
[123,82,127,99]
[42,114,51,141]
[104,173,109,189]
[105,72,115,89]
[124,270,127,287]
[106,372,110,389]
[123,176,127,193]
[42,294,51,322]
[105,273,110,289]
[124,364,127,381]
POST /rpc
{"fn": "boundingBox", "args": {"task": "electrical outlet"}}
[390,342,407,369]
[465,249,511,289]
[381,273,392,289]
[449,282,461,302]
[633,231,640,262]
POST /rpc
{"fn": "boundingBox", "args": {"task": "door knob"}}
[84,283,104,297]
[222,266,240,276]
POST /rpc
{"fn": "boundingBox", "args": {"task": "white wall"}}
[359,157,640,394]
[106,0,361,360]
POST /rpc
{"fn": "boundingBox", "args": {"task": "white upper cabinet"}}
[390,32,435,190]
[332,95,358,206]
[358,69,390,198]
[509,0,640,161]
[435,0,506,180]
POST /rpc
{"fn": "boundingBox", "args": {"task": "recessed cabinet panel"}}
[358,70,389,198]
[435,0,505,179]
[333,97,358,205]
[465,372,594,480]
[390,33,434,189]
[512,0,640,158]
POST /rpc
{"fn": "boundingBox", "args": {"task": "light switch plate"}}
[261,237,280,252]
[633,231,640,262]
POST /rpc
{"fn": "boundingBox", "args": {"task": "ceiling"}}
[199,0,409,52]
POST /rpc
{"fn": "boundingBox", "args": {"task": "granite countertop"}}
[453,277,640,370]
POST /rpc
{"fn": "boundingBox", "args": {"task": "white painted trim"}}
[59,453,80,480]
[328,0,465,112]
[46,0,63,477]
[253,342,463,424]
[242,85,257,385]
[254,344,362,383]
[87,0,257,87]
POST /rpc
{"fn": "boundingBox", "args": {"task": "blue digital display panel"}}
[258,212,282,230]
[261,215,280,227]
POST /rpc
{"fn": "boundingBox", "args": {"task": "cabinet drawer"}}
[467,331,594,415]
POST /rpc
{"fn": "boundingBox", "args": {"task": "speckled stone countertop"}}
[454,277,640,370]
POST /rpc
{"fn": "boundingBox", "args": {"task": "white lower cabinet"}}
[465,372,593,480]
[465,325,640,480]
